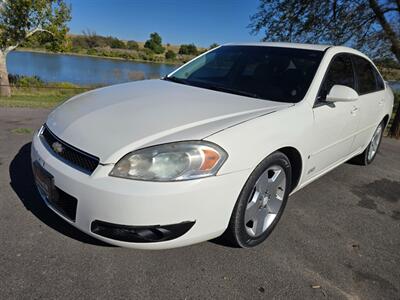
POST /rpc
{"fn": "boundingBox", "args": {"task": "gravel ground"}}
[0,107,399,299]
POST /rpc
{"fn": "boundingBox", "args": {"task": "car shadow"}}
[9,143,112,247]
[209,233,241,248]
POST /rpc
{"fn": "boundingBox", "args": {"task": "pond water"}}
[388,81,400,91]
[7,51,179,86]
[7,50,400,91]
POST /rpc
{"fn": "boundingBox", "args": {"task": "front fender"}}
[206,103,312,181]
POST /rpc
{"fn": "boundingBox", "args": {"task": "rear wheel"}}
[226,151,291,248]
[352,122,384,165]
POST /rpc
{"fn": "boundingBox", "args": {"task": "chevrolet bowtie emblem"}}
[51,141,64,154]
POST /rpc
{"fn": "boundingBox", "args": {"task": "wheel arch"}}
[382,114,390,129]
[276,146,303,192]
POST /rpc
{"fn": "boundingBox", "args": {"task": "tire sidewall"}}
[366,122,384,165]
[232,151,292,248]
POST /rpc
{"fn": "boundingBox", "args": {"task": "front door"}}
[306,54,361,179]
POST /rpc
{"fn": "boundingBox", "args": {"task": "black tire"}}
[351,121,384,166]
[225,151,292,248]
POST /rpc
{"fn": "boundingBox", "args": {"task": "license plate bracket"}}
[32,161,56,201]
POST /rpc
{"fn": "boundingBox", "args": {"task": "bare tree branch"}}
[369,0,400,61]
[4,27,53,54]
[381,7,399,14]
[26,27,53,39]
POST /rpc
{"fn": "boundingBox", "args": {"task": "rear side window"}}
[373,68,385,90]
[352,56,380,94]
[318,54,355,100]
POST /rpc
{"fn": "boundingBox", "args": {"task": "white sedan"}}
[31,43,394,249]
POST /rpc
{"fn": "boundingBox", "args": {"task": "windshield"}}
[166,45,324,103]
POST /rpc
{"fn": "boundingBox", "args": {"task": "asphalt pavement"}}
[0,107,399,299]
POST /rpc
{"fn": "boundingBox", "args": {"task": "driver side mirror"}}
[326,85,358,103]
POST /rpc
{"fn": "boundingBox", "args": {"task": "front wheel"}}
[225,151,292,248]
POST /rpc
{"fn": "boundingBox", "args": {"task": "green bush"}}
[108,37,126,49]
[7,74,84,90]
[86,48,98,55]
[127,40,139,50]
[72,32,128,50]
[209,43,219,50]
[179,44,198,55]
[79,31,109,48]
[139,49,154,61]
[165,50,176,60]
[144,32,165,54]
[8,74,45,87]
[21,31,198,64]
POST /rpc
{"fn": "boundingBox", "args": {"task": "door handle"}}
[351,106,359,115]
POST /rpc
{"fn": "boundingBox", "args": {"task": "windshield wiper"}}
[205,84,261,99]
[163,76,188,84]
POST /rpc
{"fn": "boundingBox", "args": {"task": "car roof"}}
[224,42,332,51]
[222,42,369,60]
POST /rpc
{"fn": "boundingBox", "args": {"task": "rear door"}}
[351,55,386,151]
[306,54,361,179]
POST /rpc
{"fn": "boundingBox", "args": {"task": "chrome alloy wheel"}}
[244,165,286,237]
[367,124,383,161]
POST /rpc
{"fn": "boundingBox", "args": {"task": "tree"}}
[81,30,107,48]
[127,40,139,50]
[165,49,176,60]
[0,0,71,97]
[250,0,400,60]
[250,0,400,138]
[108,37,125,49]
[144,32,165,54]
[179,44,198,55]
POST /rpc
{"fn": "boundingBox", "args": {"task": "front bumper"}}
[31,131,251,249]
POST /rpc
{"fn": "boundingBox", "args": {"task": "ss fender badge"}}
[307,166,316,174]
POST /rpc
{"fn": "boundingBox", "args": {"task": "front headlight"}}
[109,141,228,181]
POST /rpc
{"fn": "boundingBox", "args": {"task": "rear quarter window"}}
[373,68,385,90]
[352,56,381,94]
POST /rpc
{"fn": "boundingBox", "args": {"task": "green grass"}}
[0,87,89,108]
[11,127,34,134]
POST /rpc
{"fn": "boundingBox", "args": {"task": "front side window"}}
[317,54,355,101]
[166,46,324,103]
[353,56,379,94]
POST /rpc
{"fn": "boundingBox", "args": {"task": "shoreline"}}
[15,48,182,66]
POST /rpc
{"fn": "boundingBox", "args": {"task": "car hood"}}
[46,80,291,163]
